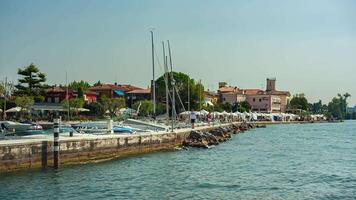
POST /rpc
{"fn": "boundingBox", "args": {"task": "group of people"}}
[189,110,213,129]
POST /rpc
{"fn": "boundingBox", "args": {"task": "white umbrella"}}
[76,108,90,112]
[179,111,191,116]
[212,111,222,117]
[200,109,209,115]
[221,111,228,115]
[5,107,24,113]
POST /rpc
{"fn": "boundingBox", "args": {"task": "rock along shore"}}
[183,123,266,148]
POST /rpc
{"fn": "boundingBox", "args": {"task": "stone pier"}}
[0,123,236,174]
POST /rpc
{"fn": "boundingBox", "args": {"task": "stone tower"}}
[266,78,276,91]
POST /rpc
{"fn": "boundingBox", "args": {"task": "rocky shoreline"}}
[183,123,266,148]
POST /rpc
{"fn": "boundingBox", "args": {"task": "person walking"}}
[207,112,212,126]
[190,110,196,129]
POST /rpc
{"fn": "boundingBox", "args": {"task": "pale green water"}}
[1,121,355,199]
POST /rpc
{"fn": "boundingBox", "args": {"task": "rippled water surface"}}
[1,121,355,199]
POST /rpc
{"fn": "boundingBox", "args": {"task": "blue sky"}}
[1,0,356,105]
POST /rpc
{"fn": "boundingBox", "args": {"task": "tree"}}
[233,101,251,112]
[133,100,154,116]
[62,98,85,116]
[214,102,232,112]
[93,81,102,86]
[84,102,105,117]
[289,94,309,111]
[99,96,125,117]
[15,63,47,98]
[309,100,329,114]
[327,93,351,120]
[156,71,204,113]
[15,96,34,119]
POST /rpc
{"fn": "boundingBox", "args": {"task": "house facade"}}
[45,86,97,104]
[126,88,151,108]
[217,78,290,113]
[88,83,142,99]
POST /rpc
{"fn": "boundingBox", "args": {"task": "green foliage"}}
[68,80,90,90]
[15,96,34,111]
[78,87,84,99]
[232,101,251,112]
[327,93,351,120]
[68,80,90,99]
[309,100,328,114]
[214,102,232,112]
[15,63,47,97]
[156,71,204,113]
[84,102,104,117]
[15,96,34,119]
[156,103,166,115]
[289,94,309,111]
[93,80,102,86]
[99,96,125,117]
[133,100,153,116]
[62,98,85,110]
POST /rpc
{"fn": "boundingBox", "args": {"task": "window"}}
[253,98,255,102]
[259,98,261,102]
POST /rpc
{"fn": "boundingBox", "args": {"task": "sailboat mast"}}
[162,42,169,122]
[167,40,175,131]
[150,31,156,118]
[3,77,7,120]
[187,78,190,111]
[66,71,70,121]
[199,79,202,110]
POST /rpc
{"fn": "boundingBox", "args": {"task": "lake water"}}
[1,121,355,199]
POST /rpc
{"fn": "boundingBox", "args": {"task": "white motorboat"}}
[0,121,31,132]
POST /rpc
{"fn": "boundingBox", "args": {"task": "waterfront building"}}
[45,86,98,103]
[217,78,290,113]
[204,90,218,105]
[88,83,142,99]
[218,85,246,105]
[245,78,290,113]
[126,87,151,108]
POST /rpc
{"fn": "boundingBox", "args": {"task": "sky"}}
[1,0,356,105]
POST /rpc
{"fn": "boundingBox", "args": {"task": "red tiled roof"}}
[126,88,151,94]
[204,91,218,96]
[243,89,263,95]
[218,86,235,93]
[89,84,142,92]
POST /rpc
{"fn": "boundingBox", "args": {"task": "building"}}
[45,86,98,104]
[126,88,151,108]
[204,90,219,106]
[45,87,75,103]
[217,78,290,113]
[218,85,246,105]
[88,83,142,99]
[245,78,290,113]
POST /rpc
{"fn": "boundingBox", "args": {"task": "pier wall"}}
[0,124,228,174]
